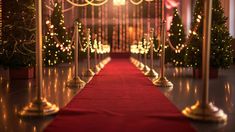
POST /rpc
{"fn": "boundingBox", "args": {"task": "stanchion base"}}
[93,65,101,74]
[153,77,173,90]
[98,62,105,69]
[84,69,95,77]
[145,69,158,80]
[104,57,111,65]
[133,60,139,67]
[18,98,59,117]
[182,101,227,122]
[83,76,93,83]
[66,77,86,88]
[138,63,144,70]
[142,65,150,73]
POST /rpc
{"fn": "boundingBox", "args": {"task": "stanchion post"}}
[93,34,101,73]
[142,34,149,73]
[85,28,95,77]
[153,21,173,90]
[182,0,227,122]
[18,0,59,116]
[138,41,144,69]
[66,21,86,88]
[145,28,158,80]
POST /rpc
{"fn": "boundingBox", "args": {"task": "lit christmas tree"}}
[43,1,73,66]
[166,8,186,67]
[185,0,233,69]
[0,0,35,67]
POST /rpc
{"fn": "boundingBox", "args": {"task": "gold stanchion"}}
[93,34,101,73]
[137,42,144,70]
[66,21,86,88]
[84,28,95,77]
[142,34,150,73]
[182,0,227,122]
[19,0,59,116]
[97,39,105,69]
[145,28,158,80]
[153,21,173,90]
[98,52,105,69]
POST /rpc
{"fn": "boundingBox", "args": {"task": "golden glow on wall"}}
[113,0,125,5]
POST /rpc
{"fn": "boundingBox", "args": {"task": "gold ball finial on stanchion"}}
[66,21,86,88]
[182,0,227,122]
[19,0,59,117]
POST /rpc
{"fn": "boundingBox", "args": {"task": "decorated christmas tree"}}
[185,0,233,69]
[0,0,36,67]
[43,1,73,66]
[166,8,186,67]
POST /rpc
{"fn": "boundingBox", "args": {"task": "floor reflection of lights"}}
[0,59,95,131]
[0,59,235,131]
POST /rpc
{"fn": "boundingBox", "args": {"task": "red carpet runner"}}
[45,59,195,132]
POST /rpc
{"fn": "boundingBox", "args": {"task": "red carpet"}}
[45,59,195,132]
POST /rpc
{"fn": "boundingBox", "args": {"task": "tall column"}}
[181,0,191,35]
[133,5,137,41]
[125,1,129,51]
[229,0,235,37]
[147,1,151,34]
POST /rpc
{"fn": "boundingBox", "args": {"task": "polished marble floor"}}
[0,57,234,132]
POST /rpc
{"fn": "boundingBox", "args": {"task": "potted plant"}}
[0,0,36,79]
[184,0,233,78]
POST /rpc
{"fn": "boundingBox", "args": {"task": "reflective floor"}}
[0,58,234,132]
